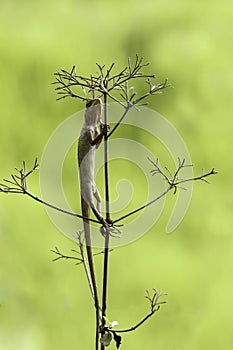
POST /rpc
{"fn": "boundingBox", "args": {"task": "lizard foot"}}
[100,220,122,238]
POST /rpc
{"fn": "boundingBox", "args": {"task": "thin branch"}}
[99,289,166,348]
[0,160,100,224]
[113,159,217,224]
[25,190,100,222]
[52,55,169,116]
[107,80,169,138]
[111,289,167,334]
[113,186,171,224]
[75,232,95,302]
[51,233,96,302]
[51,246,83,264]
[175,167,218,186]
[1,158,217,228]
[149,157,170,183]
[107,105,131,139]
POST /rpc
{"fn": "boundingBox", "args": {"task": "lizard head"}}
[85,98,102,126]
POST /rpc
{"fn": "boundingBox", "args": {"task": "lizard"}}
[78,98,122,348]
[78,98,108,334]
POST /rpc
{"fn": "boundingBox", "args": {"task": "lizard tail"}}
[81,197,99,304]
[81,197,100,348]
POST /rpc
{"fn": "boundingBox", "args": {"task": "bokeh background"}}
[0,0,232,349]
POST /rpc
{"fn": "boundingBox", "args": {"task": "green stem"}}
[101,93,110,350]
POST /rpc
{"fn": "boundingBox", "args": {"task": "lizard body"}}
[78,98,106,226]
[78,99,120,347]
[78,98,106,327]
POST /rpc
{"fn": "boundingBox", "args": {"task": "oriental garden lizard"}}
[78,98,108,314]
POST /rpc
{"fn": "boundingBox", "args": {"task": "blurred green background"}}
[0,0,232,349]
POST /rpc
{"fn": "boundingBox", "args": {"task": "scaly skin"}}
[78,98,106,349]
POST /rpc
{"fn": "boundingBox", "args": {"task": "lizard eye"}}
[86,100,93,108]
[86,98,101,108]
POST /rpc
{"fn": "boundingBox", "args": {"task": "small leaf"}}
[100,332,112,347]
[113,332,122,349]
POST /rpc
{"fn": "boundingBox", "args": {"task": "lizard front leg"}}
[91,123,109,148]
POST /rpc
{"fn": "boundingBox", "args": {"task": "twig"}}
[0,160,101,224]
[75,232,96,302]
[112,289,167,334]
[100,289,166,348]
[51,246,83,264]
[113,158,217,224]
[52,55,169,133]
[51,233,96,302]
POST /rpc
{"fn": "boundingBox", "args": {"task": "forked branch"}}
[53,55,169,112]
[52,233,107,303]
[100,289,167,349]
[0,158,217,228]
[0,160,100,224]
[113,158,217,224]
[113,289,167,334]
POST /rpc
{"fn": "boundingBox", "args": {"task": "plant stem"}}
[24,190,100,223]
[107,106,130,139]
[101,93,110,350]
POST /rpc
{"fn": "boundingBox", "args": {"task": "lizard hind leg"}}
[84,183,104,225]
[93,187,102,214]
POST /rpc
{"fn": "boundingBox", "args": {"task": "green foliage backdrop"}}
[0,1,232,349]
